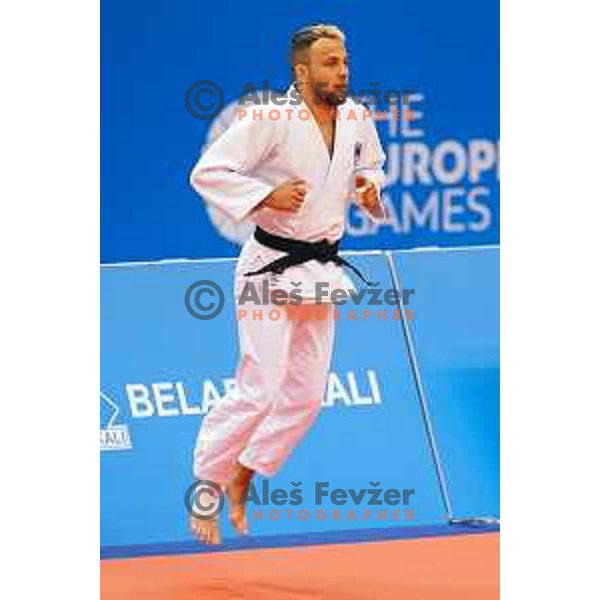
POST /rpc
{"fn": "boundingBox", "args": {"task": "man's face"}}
[306,37,349,106]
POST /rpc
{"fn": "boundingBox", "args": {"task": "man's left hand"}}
[355,175,385,219]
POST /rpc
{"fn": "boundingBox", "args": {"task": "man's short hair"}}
[291,24,346,80]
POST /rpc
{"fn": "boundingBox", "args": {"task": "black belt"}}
[244,226,376,286]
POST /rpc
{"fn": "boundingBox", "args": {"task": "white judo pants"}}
[193,302,335,488]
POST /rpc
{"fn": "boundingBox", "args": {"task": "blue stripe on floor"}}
[101,521,499,560]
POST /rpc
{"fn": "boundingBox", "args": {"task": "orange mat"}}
[101,532,499,599]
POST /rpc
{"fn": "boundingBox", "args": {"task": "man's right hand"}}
[261,179,308,213]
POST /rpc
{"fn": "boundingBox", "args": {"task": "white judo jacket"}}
[190,85,387,302]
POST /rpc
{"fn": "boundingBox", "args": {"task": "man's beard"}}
[314,83,348,107]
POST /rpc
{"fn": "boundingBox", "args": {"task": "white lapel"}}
[288,85,352,185]
[286,87,329,182]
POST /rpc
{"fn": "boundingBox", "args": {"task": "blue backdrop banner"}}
[101,0,499,263]
[101,247,499,551]
[392,248,500,519]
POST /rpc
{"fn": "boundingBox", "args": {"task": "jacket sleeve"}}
[189,111,279,222]
[354,112,388,223]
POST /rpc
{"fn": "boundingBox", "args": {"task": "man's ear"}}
[294,63,309,86]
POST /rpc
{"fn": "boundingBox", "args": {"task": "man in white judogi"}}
[189,24,387,543]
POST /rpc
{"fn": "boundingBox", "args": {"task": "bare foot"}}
[226,463,254,536]
[188,486,223,544]
[189,514,222,545]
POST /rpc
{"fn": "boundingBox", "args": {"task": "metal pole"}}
[385,251,455,521]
